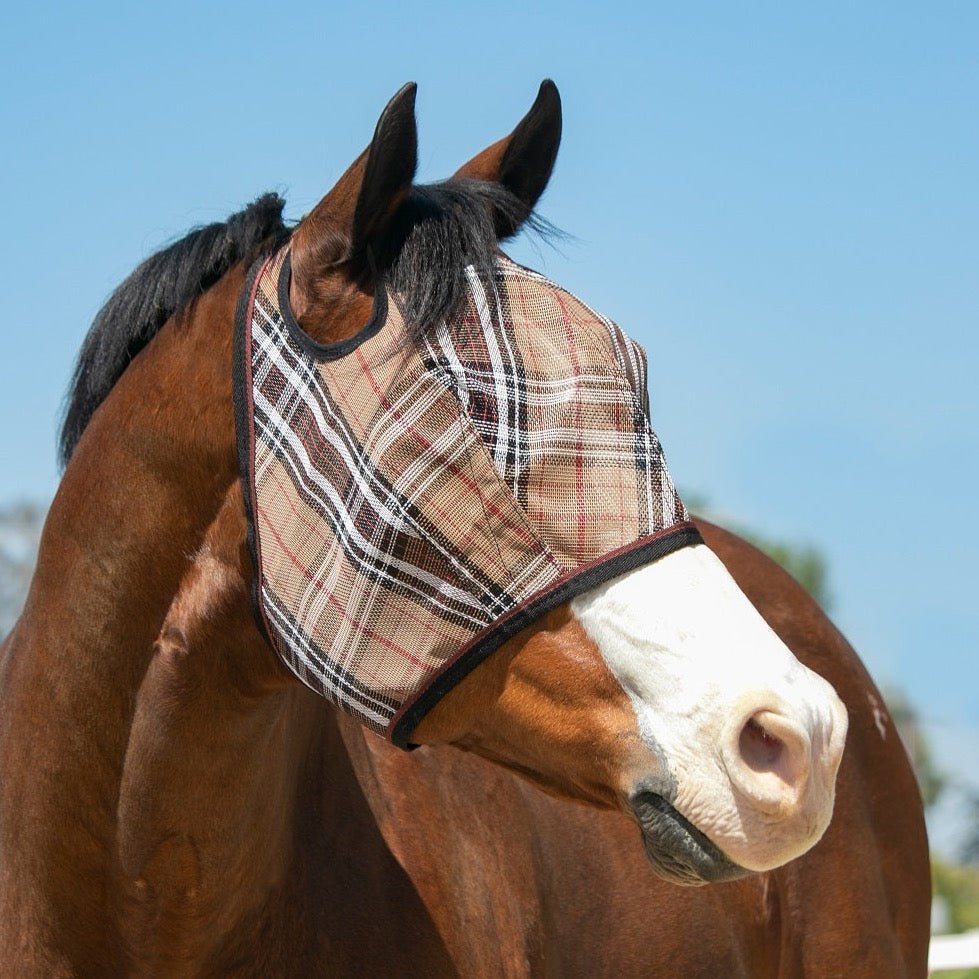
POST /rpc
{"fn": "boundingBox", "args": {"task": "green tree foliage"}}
[963,793,979,866]
[934,857,979,936]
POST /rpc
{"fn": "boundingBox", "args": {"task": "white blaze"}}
[572,544,848,871]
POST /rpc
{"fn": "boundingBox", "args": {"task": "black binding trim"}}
[232,255,274,645]
[277,251,389,361]
[389,522,704,750]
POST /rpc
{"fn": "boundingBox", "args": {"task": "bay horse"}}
[0,81,929,976]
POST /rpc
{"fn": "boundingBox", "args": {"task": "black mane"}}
[59,181,550,467]
[382,179,552,340]
[59,193,288,466]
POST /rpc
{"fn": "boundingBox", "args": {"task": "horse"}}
[0,81,929,977]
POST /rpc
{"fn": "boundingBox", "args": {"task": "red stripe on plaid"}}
[260,466,466,648]
[257,503,435,676]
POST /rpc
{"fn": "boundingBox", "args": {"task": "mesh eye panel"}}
[236,248,699,747]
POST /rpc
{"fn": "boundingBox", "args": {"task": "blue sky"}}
[2,3,977,849]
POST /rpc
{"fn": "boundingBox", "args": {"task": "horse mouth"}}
[630,791,749,886]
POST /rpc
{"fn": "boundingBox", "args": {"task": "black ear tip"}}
[383,82,418,119]
[536,79,561,113]
[371,82,419,164]
[523,80,561,141]
[398,81,418,105]
[376,83,417,136]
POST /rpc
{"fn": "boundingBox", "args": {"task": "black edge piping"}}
[232,254,275,645]
[277,251,389,361]
[389,523,704,749]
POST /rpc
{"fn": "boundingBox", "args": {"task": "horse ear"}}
[454,79,562,238]
[292,83,418,287]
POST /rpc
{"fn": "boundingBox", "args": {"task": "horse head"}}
[252,81,849,885]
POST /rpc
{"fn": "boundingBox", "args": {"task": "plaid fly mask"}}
[234,245,702,747]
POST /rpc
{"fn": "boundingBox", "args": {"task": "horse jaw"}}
[571,544,848,874]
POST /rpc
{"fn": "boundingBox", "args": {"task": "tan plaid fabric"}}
[235,246,700,746]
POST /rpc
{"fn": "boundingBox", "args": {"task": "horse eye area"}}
[739,715,785,772]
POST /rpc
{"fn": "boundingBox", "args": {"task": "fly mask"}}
[234,245,701,747]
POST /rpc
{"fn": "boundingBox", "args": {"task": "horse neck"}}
[0,268,245,971]
[26,266,244,696]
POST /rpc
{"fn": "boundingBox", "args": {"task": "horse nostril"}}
[739,715,786,773]
[724,708,811,816]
